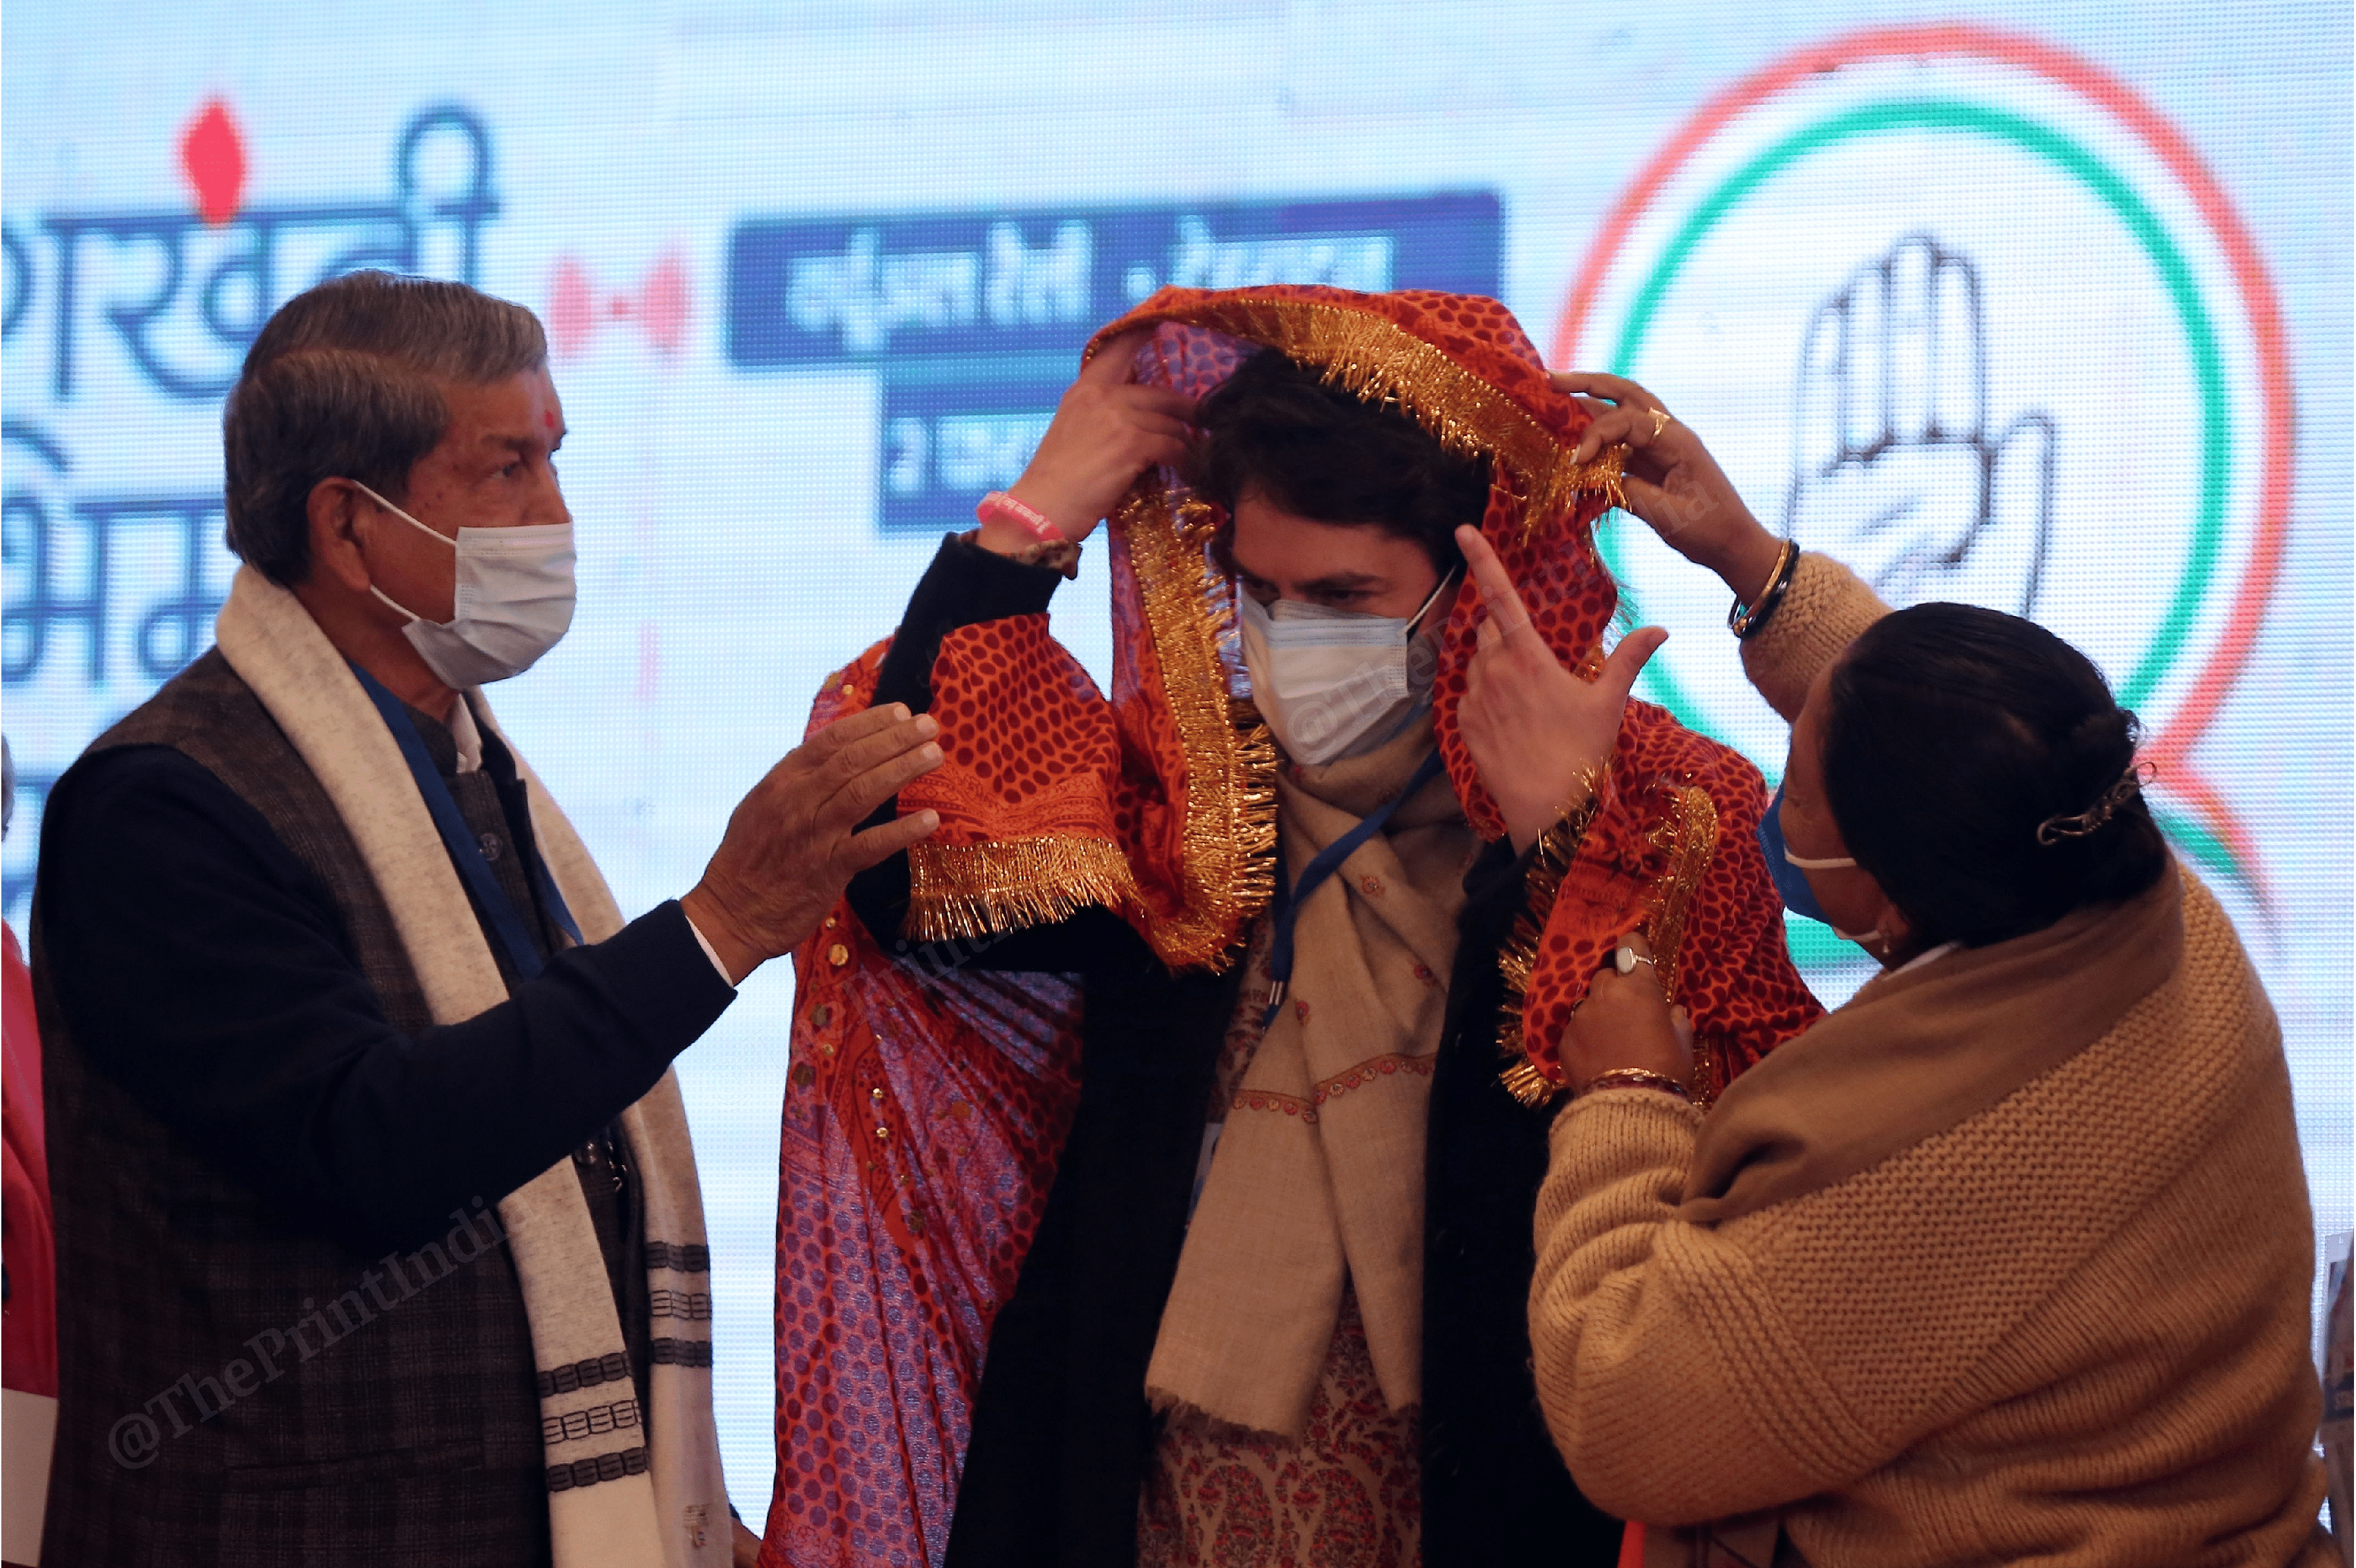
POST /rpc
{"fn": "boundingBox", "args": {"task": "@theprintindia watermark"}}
[106,1199,507,1470]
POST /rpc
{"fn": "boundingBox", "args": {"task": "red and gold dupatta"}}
[761,286,1820,1566]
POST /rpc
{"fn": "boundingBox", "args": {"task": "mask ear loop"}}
[368,584,428,625]
[352,481,455,548]
[1779,842,1881,943]
[1405,567,1461,639]
[351,481,455,625]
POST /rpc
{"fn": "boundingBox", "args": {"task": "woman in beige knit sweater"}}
[1454,373,2334,1565]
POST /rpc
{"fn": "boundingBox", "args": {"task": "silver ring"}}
[1612,945,1657,977]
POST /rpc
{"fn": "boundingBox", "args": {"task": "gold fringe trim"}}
[905,834,1142,946]
[1644,787,1717,1003]
[1114,478,1281,971]
[1644,785,1721,1103]
[1095,296,1628,538]
[1500,1059,1559,1110]
[1493,770,1609,1108]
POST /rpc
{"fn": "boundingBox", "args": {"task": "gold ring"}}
[1648,408,1672,440]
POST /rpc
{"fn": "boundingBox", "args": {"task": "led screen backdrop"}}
[5,0,2347,1520]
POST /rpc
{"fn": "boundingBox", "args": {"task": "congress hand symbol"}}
[1784,234,2054,616]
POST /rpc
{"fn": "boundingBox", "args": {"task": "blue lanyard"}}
[349,663,583,980]
[1261,748,1446,1029]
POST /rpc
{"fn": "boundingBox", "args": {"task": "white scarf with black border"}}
[214,566,730,1567]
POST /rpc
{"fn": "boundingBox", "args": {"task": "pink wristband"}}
[976,490,1066,544]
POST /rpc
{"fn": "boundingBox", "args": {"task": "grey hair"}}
[222,270,548,586]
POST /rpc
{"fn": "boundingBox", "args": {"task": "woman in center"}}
[763,288,1820,1568]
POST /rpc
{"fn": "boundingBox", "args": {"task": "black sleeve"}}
[871,530,1067,714]
[37,745,736,1256]
[850,532,1159,978]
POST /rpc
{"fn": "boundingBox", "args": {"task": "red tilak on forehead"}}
[544,410,557,429]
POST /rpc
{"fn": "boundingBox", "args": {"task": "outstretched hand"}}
[990,329,1196,551]
[1553,370,1784,605]
[1453,524,1666,853]
[681,704,945,983]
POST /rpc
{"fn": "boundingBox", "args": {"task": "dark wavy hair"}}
[1822,601,2169,949]
[1188,348,1488,575]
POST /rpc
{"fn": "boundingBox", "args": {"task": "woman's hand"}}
[1559,931,1695,1091]
[986,329,1196,552]
[1454,524,1665,853]
[1554,370,1785,605]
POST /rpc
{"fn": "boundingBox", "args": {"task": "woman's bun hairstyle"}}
[1822,601,2169,948]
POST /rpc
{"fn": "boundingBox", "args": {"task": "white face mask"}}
[1237,572,1454,767]
[355,483,576,688]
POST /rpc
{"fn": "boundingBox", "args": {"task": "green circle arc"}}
[1601,97,2232,732]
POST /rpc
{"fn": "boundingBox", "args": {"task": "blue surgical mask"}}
[1758,781,1883,945]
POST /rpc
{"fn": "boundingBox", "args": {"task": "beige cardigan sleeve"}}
[1737,552,1890,720]
[1528,1093,1892,1523]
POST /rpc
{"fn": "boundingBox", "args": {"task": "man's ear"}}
[305,478,374,593]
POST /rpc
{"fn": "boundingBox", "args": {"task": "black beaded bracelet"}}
[1727,540,1800,641]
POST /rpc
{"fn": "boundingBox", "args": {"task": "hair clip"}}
[2036,760,2156,846]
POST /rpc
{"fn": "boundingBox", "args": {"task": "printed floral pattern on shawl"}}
[765,643,1085,1568]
